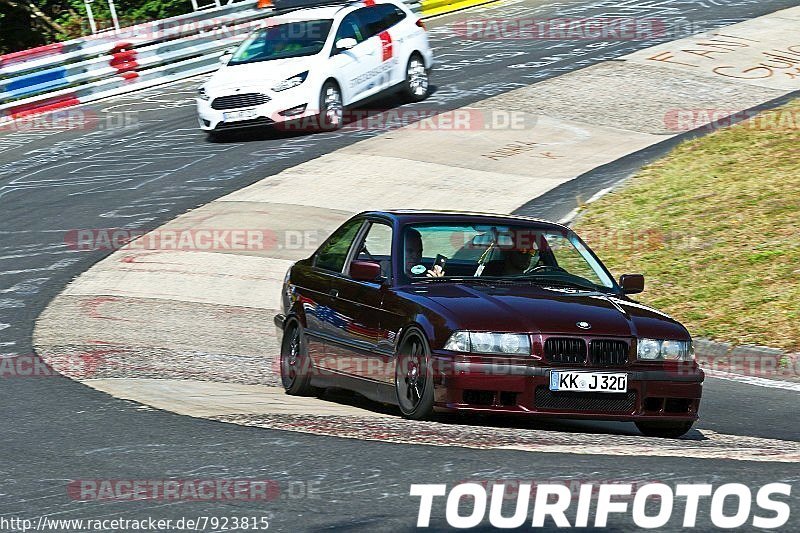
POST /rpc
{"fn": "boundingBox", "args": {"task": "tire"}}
[395,328,435,420]
[207,130,225,142]
[402,53,429,103]
[318,80,343,131]
[280,323,316,396]
[635,420,694,438]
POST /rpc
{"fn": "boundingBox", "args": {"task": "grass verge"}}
[572,98,800,352]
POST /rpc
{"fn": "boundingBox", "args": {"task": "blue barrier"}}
[6,68,70,99]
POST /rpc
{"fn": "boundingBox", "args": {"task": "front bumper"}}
[431,353,704,422]
[196,90,316,131]
[274,313,287,343]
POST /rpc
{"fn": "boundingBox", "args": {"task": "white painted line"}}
[558,208,579,226]
[586,186,613,204]
[705,370,800,393]
[559,186,615,225]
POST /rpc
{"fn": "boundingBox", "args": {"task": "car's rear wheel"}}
[318,81,343,131]
[280,323,316,396]
[395,328,435,420]
[635,420,694,438]
[403,53,429,102]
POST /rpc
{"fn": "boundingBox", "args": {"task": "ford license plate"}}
[549,371,627,393]
[223,109,257,122]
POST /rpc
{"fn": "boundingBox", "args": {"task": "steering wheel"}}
[360,245,377,262]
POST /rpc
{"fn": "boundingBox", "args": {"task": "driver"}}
[502,247,540,275]
[405,229,443,277]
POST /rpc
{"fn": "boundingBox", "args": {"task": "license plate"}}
[223,109,257,122]
[549,371,627,393]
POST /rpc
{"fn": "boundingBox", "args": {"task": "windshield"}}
[229,20,333,64]
[402,223,615,291]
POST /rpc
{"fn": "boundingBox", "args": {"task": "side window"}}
[382,5,406,29]
[315,219,364,272]
[353,222,393,279]
[355,5,397,39]
[335,13,365,44]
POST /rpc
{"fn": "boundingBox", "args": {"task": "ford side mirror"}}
[219,48,234,65]
[335,38,357,52]
[619,274,644,294]
[350,260,382,281]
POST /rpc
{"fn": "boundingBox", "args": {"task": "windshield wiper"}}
[519,276,605,292]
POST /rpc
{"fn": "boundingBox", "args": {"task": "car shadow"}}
[204,84,440,144]
[315,388,707,441]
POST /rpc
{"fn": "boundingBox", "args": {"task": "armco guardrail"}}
[0,0,487,125]
[0,0,272,123]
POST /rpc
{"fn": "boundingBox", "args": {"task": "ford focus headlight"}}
[272,71,308,92]
[637,338,694,361]
[444,331,530,355]
[198,86,210,101]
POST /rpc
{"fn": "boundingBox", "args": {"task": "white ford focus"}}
[196,0,433,135]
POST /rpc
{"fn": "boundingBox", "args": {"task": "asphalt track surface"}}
[1,0,799,530]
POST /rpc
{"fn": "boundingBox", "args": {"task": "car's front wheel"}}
[207,130,226,142]
[395,328,435,420]
[280,323,316,396]
[318,81,343,131]
[635,420,694,438]
[402,53,429,102]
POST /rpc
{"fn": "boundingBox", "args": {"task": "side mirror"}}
[219,49,234,65]
[350,260,382,282]
[619,274,645,295]
[335,38,357,52]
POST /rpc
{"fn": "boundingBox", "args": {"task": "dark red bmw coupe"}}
[275,211,703,437]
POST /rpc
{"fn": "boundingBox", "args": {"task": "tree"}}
[0,0,67,34]
[0,0,193,54]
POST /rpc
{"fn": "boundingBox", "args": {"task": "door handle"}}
[328,289,339,298]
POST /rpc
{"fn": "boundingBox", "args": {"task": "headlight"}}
[444,331,530,355]
[272,71,308,92]
[198,87,210,101]
[662,339,694,361]
[637,338,662,360]
[444,331,470,352]
[637,338,694,361]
